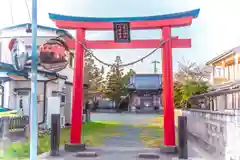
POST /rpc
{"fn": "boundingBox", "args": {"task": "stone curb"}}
[138,153,160,159]
[75,151,98,157]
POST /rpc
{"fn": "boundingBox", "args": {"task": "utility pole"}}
[152,60,160,73]
[30,0,38,159]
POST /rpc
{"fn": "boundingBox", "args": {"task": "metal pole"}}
[152,60,160,73]
[50,114,60,156]
[178,116,188,159]
[30,0,38,159]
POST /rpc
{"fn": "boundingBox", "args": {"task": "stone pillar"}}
[225,111,240,159]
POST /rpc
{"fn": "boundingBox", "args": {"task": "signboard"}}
[113,22,131,43]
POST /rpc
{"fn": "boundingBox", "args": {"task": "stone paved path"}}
[39,147,174,160]
[39,142,212,160]
[91,112,159,126]
[93,112,159,148]
[103,125,145,147]
[38,113,213,160]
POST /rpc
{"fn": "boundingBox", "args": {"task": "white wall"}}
[0,27,76,125]
[3,81,10,108]
[183,109,240,160]
[8,81,45,123]
[0,27,74,83]
[58,67,74,83]
[2,80,62,124]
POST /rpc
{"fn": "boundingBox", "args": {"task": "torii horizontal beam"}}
[65,39,191,49]
[51,17,192,30]
[49,9,200,30]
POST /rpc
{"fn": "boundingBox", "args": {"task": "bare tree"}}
[175,59,212,83]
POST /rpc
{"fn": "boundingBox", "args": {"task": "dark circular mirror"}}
[39,38,70,72]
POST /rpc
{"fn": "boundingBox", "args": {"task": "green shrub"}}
[174,80,209,109]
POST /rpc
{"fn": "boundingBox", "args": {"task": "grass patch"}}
[138,116,178,148]
[139,126,164,148]
[138,116,164,148]
[5,122,122,159]
[82,121,122,146]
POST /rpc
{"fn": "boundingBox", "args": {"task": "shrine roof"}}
[128,74,162,90]
[49,9,200,22]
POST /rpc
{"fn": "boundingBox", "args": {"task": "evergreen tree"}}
[104,56,124,104]
[121,69,135,96]
[84,54,104,98]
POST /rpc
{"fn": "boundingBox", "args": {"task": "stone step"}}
[75,151,98,157]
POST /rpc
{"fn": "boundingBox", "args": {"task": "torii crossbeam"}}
[49,8,200,151]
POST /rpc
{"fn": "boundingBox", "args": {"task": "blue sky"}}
[1,0,240,73]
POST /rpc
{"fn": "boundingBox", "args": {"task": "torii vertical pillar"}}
[65,28,86,151]
[49,8,199,153]
[161,26,176,152]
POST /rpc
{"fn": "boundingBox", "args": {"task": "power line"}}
[8,0,32,25]
[9,0,14,25]
[24,0,32,22]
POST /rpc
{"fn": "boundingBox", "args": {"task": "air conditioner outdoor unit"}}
[46,97,60,129]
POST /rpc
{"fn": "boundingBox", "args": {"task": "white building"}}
[191,46,240,112]
[206,46,240,85]
[0,23,88,127]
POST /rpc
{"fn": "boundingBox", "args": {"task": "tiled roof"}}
[128,74,162,90]
[0,23,74,39]
[206,46,240,65]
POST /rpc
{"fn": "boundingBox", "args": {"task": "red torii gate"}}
[49,8,199,151]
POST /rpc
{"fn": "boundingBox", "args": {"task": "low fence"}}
[8,116,29,130]
[180,109,240,160]
[0,116,29,134]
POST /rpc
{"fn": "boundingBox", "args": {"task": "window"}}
[216,68,221,76]
[61,95,66,104]
[69,53,74,68]
[52,91,58,97]
[52,91,66,105]
[215,67,224,77]
[25,45,40,49]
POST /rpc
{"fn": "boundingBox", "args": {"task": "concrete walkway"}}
[38,113,213,160]
[39,147,173,160]
[103,125,145,147]
[39,142,212,160]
